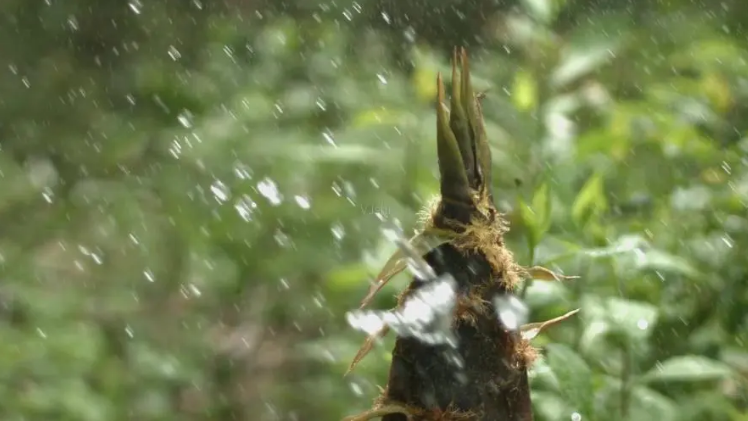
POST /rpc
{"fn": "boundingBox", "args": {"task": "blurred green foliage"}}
[0,0,747,420]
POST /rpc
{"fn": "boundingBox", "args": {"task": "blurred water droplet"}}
[315,97,327,111]
[494,294,529,331]
[36,328,47,339]
[128,0,142,14]
[67,15,79,31]
[125,325,134,338]
[21,77,30,88]
[381,11,391,24]
[376,73,388,85]
[188,284,202,297]
[235,194,257,221]
[168,45,182,61]
[571,412,582,421]
[144,269,155,282]
[331,223,345,240]
[637,319,649,330]
[721,235,734,248]
[257,178,283,205]
[294,195,311,209]
[273,229,292,248]
[382,226,435,281]
[233,162,252,180]
[349,381,364,396]
[210,180,230,203]
[41,188,54,203]
[346,274,457,346]
[322,130,337,147]
[177,109,193,128]
[404,26,416,43]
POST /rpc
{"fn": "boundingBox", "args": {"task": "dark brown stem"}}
[381,245,533,421]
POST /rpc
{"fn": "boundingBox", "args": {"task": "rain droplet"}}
[128,0,142,14]
[144,269,155,282]
[177,109,193,128]
[210,180,230,203]
[636,319,649,330]
[331,223,346,240]
[67,16,79,31]
[381,12,391,24]
[41,188,54,203]
[571,412,582,421]
[235,194,257,221]
[322,130,337,147]
[233,162,252,180]
[257,178,283,206]
[168,45,182,61]
[376,73,388,85]
[294,195,311,209]
[349,381,364,396]
[273,229,292,248]
[494,294,529,331]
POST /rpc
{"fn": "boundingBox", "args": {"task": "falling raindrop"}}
[294,195,311,209]
[494,294,529,331]
[381,11,392,24]
[235,195,257,221]
[376,73,388,85]
[177,109,193,128]
[257,178,283,206]
[322,130,337,147]
[233,162,252,180]
[168,45,182,61]
[128,0,142,14]
[571,412,582,421]
[348,381,364,396]
[67,16,79,31]
[143,269,155,282]
[210,180,230,203]
[331,223,346,240]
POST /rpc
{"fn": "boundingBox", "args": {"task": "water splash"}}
[346,226,457,347]
[346,273,457,346]
[494,294,529,331]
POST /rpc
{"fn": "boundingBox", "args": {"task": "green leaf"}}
[512,70,538,111]
[531,391,573,421]
[520,182,552,251]
[551,42,617,88]
[545,343,594,417]
[642,355,734,383]
[521,0,554,24]
[571,173,606,225]
[631,249,701,278]
[606,297,658,341]
[628,386,678,421]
